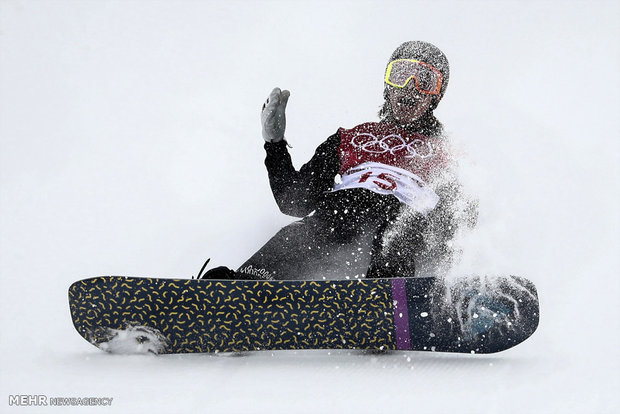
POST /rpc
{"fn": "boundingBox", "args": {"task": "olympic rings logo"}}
[350,133,433,159]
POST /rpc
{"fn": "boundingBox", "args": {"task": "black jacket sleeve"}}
[264,132,341,217]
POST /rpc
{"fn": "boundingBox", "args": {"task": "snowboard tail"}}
[68,276,539,355]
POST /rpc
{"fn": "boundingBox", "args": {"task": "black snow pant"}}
[235,206,419,281]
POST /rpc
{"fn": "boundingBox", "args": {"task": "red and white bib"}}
[332,122,449,215]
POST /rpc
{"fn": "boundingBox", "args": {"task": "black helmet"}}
[387,41,450,102]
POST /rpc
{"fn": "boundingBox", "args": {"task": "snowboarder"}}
[67,41,540,356]
[200,41,476,281]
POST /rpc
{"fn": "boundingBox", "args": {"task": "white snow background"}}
[1,1,618,413]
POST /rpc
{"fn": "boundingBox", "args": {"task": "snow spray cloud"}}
[380,151,478,279]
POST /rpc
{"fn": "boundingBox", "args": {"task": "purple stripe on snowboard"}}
[391,278,411,350]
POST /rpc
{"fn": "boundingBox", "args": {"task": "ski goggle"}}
[384,59,443,95]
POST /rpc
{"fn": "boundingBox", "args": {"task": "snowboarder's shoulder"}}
[338,121,386,135]
[338,120,432,139]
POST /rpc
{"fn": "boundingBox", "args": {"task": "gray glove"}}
[261,87,290,143]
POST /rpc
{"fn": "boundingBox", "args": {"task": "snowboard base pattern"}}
[71,278,396,353]
[69,276,539,354]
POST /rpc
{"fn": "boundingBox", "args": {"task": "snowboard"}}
[68,275,539,355]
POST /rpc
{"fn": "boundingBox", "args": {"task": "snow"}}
[1,0,619,413]
[95,323,170,355]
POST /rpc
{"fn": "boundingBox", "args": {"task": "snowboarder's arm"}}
[264,132,341,217]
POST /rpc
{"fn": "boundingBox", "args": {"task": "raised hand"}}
[261,87,290,143]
